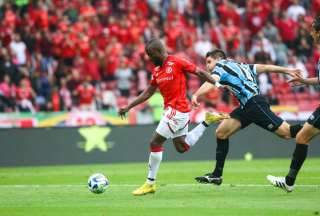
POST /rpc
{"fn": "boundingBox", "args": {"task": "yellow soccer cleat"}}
[132,182,156,196]
[205,112,229,125]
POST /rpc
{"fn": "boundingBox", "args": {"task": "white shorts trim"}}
[156,107,189,139]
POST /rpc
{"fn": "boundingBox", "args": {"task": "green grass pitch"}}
[0,158,319,216]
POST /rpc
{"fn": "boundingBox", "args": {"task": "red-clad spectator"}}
[0,75,13,98]
[72,17,85,34]
[61,32,77,66]
[102,37,123,79]
[0,0,317,117]
[0,74,14,111]
[96,0,111,16]
[34,1,49,29]
[134,0,149,17]
[107,16,120,37]
[50,87,61,112]
[275,12,298,48]
[209,19,225,49]
[74,81,96,110]
[136,11,148,30]
[88,17,103,39]
[79,1,97,18]
[96,30,109,51]
[246,0,271,35]
[117,19,131,44]
[77,33,91,58]
[3,3,17,29]
[164,20,182,51]
[312,0,320,16]
[129,20,143,44]
[222,19,240,53]
[82,51,101,82]
[51,31,64,57]
[217,0,241,26]
[15,78,36,112]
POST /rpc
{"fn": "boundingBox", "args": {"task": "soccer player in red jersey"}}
[119,38,228,195]
[267,16,320,192]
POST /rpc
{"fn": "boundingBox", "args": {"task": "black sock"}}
[212,138,229,177]
[285,144,308,186]
[290,124,303,138]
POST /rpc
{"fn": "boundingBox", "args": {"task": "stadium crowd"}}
[0,0,319,114]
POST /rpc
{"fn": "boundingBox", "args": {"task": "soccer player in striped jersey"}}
[267,16,320,192]
[192,49,303,186]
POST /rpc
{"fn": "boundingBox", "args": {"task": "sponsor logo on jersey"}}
[267,123,274,130]
[166,67,173,74]
[309,115,315,121]
[157,76,174,83]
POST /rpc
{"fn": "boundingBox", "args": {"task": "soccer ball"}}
[88,173,109,194]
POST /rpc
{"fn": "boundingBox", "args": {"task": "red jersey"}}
[76,85,95,105]
[150,55,196,113]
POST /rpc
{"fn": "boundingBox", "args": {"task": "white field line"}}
[0,184,319,188]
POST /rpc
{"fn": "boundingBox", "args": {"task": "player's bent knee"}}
[296,133,309,144]
[216,128,229,140]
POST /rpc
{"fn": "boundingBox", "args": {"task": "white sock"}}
[147,151,163,184]
[185,122,208,147]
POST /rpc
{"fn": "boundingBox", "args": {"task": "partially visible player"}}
[118,38,228,196]
[192,50,303,185]
[267,16,320,192]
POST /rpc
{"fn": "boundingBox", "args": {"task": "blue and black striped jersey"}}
[211,59,259,107]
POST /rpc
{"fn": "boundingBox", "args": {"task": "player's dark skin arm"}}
[118,84,157,118]
[194,68,217,85]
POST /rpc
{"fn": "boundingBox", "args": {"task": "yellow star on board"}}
[78,126,112,152]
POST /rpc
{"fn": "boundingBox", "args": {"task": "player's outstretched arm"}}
[288,72,320,86]
[194,68,217,85]
[255,64,301,77]
[191,81,216,108]
[118,84,157,119]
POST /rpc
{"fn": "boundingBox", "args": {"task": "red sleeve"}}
[178,57,197,74]
[149,74,157,86]
[76,86,82,94]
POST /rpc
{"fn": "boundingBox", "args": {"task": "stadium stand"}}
[0,0,319,117]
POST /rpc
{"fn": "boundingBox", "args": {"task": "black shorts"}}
[230,95,284,132]
[307,106,320,130]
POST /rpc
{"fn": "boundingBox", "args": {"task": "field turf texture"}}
[0,158,319,216]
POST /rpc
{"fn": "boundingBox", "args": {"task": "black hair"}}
[313,16,320,31]
[205,49,227,60]
[145,38,165,54]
